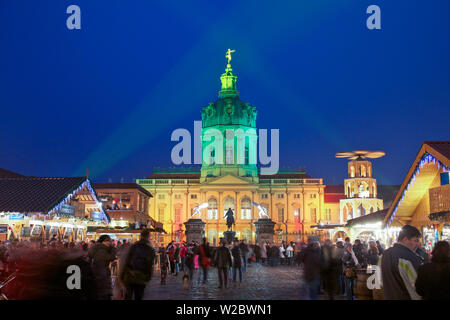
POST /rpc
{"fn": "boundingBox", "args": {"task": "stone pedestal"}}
[222,230,237,244]
[254,218,276,245]
[184,219,206,244]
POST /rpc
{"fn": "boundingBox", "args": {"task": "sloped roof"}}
[0,168,25,178]
[0,177,87,213]
[93,183,153,198]
[384,141,450,226]
[346,209,388,227]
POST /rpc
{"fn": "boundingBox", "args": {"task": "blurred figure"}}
[320,239,339,300]
[415,241,450,300]
[121,229,155,300]
[367,240,380,266]
[213,240,232,289]
[88,235,117,300]
[231,240,243,284]
[342,242,359,300]
[299,241,321,300]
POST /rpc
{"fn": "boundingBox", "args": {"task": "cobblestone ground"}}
[143,263,345,300]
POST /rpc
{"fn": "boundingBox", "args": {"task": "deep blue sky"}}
[0,0,449,185]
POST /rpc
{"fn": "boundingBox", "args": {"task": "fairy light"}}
[386,153,449,228]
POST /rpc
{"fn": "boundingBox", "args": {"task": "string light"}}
[387,153,448,227]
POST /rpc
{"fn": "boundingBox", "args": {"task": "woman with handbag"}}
[342,242,360,300]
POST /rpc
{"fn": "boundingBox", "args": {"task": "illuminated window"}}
[310,208,317,223]
[241,198,252,219]
[175,207,182,223]
[207,198,218,220]
[158,208,164,222]
[277,194,284,199]
[294,194,300,199]
[158,194,165,200]
[224,197,235,216]
[261,194,268,199]
[190,194,197,199]
[277,207,285,222]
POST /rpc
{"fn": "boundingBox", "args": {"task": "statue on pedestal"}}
[224,208,235,231]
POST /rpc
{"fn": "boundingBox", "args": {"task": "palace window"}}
[175,207,182,223]
[174,194,181,200]
[190,194,197,199]
[310,194,317,199]
[158,194,165,200]
[261,194,268,199]
[223,197,235,216]
[241,198,252,220]
[326,208,332,221]
[294,208,301,223]
[207,198,218,220]
[242,229,251,243]
[277,207,285,222]
[294,194,300,199]
[245,146,249,165]
[350,166,355,178]
[277,194,284,199]
[310,208,317,223]
[158,208,164,223]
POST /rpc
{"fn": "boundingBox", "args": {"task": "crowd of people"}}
[0,224,449,300]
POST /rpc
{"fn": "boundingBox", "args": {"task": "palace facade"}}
[138,53,331,245]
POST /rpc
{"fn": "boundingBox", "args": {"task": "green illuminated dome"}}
[201,65,257,128]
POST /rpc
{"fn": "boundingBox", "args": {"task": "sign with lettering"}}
[9,213,24,220]
[0,225,8,233]
[60,204,75,216]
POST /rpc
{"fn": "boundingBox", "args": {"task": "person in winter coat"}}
[260,242,267,264]
[198,238,211,284]
[271,244,280,267]
[381,225,423,300]
[120,229,155,300]
[415,240,450,300]
[353,239,367,268]
[231,240,243,283]
[254,244,261,263]
[184,243,195,285]
[342,242,359,300]
[213,241,232,288]
[88,235,117,300]
[239,240,249,272]
[286,243,294,265]
[320,239,339,300]
[367,241,380,266]
[299,241,321,300]
[335,241,345,294]
[179,242,187,272]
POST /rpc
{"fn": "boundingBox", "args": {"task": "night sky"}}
[0,0,449,185]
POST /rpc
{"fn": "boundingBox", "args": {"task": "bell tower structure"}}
[336,150,385,223]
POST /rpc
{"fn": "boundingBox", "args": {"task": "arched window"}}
[350,166,355,178]
[370,207,374,214]
[207,198,218,220]
[278,207,285,222]
[358,204,366,217]
[241,198,252,219]
[224,197,235,216]
[361,166,366,177]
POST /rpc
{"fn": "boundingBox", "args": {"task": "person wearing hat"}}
[88,234,117,300]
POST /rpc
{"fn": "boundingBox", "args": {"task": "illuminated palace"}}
[138,52,335,245]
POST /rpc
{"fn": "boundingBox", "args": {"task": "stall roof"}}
[346,209,388,227]
[0,177,88,213]
[93,182,153,198]
[384,141,450,227]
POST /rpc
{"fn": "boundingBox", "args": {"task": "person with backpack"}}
[120,229,155,300]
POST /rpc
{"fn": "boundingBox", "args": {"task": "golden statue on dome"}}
[225,48,235,67]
